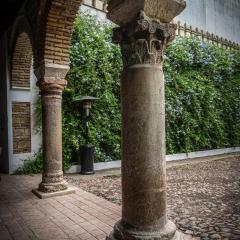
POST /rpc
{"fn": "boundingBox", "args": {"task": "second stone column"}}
[33,64,75,198]
[106,0,187,238]
[38,80,67,193]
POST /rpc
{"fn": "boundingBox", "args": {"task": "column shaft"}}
[39,89,67,192]
[121,65,166,228]
[110,66,177,240]
[32,65,76,198]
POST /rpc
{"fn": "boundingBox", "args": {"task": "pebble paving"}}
[67,156,240,240]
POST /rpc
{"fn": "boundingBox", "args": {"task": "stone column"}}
[106,1,186,239]
[33,64,75,198]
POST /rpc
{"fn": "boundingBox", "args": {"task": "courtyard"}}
[67,155,240,240]
[0,0,240,240]
[0,154,239,240]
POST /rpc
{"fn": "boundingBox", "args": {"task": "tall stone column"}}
[33,64,75,198]
[106,1,186,239]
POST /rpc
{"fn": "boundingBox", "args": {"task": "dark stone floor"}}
[67,155,240,240]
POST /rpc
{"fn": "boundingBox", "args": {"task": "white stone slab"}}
[65,147,240,174]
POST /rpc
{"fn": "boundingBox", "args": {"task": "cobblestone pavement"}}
[67,156,240,240]
[0,175,120,240]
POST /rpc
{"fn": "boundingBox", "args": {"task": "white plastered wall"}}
[81,0,240,43]
[175,0,240,43]
[6,59,42,173]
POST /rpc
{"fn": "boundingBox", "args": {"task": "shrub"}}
[13,150,43,175]
[63,14,122,165]
[14,13,240,174]
[165,38,240,153]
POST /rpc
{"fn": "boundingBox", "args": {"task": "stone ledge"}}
[65,148,240,174]
[32,187,76,199]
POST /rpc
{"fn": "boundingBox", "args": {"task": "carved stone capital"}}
[35,63,69,80]
[113,11,177,67]
[35,63,68,95]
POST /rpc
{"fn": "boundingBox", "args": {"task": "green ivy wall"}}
[15,14,240,174]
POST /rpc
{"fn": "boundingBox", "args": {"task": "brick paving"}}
[1,155,239,240]
[0,175,120,240]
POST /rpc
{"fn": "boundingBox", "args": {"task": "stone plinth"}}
[32,187,76,199]
[107,0,186,25]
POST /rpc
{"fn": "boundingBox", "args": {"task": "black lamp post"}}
[74,96,98,175]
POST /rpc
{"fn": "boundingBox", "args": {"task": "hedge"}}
[15,13,240,174]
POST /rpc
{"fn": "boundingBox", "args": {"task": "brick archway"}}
[11,32,33,88]
[41,0,83,67]
[10,16,34,88]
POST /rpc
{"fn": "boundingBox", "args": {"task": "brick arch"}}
[9,16,34,60]
[24,0,45,70]
[41,0,83,67]
[11,32,33,88]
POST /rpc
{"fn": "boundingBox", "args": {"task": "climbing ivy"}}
[63,14,122,165]
[165,38,240,153]
[14,13,240,174]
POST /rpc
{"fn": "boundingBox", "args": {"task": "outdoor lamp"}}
[74,96,98,175]
[80,96,98,117]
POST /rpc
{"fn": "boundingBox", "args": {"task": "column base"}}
[32,173,75,198]
[32,187,75,199]
[106,220,194,240]
[38,179,68,193]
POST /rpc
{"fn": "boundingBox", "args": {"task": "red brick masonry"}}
[0,175,120,240]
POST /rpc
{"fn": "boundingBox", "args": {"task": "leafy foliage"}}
[14,14,240,174]
[13,150,43,175]
[63,14,122,165]
[164,37,240,153]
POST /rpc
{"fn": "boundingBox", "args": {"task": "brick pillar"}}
[106,1,187,239]
[33,64,75,198]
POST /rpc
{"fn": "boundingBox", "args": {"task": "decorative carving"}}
[113,11,177,67]
[42,172,65,184]
[35,63,68,96]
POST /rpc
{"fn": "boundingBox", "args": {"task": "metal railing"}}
[175,21,239,50]
[82,0,240,50]
[82,0,107,12]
